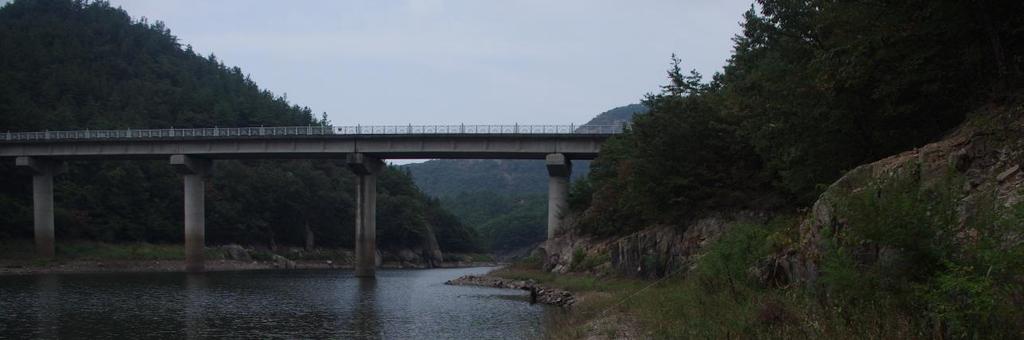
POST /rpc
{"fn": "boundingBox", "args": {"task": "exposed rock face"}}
[420,224,445,267]
[776,109,1024,284]
[377,226,445,268]
[544,107,1024,285]
[544,212,766,278]
[379,248,444,269]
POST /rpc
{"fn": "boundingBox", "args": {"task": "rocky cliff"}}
[541,100,1024,285]
[542,211,768,278]
[772,103,1024,285]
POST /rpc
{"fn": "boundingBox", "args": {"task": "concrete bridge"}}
[1,125,620,276]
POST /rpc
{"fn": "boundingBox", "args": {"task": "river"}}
[0,267,551,339]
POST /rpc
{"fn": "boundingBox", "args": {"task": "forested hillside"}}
[405,159,587,197]
[544,0,1024,337]
[0,0,478,253]
[573,0,1023,235]
[404,104,645,253]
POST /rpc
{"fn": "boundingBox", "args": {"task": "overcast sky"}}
[105,0,752,126]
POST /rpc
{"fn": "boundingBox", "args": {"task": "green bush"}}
[823,173,1024,337]
[569,248,609,272]
[697,223,773,291]
[569,247,587,271]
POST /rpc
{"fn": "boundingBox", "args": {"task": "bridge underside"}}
[4,134,601,276]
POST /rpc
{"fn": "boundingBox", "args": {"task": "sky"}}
[104,0,753,127]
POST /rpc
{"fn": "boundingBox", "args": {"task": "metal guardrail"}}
[1,124,625,141]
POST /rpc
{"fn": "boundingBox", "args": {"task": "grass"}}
[494,265,928,339]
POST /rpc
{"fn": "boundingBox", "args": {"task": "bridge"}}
[1,124,621,276]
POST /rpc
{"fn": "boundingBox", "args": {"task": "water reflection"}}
[350,277,381,338]
[0,268,548,339]
[34,274,59,339]
[184,273,207,340]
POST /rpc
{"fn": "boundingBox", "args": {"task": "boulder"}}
[271,254,296,269]
[223,244,251,261]
[397,249,420,263]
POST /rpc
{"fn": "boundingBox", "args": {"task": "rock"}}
[271,254,296,269]
[543,211,765,279]
[397,249,420,263]
[445,275,576,307]
[997,164,1019,182]
[420,224,445,267]
[782,111,1024,284]
[223,244,251,261]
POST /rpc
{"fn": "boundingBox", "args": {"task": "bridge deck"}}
[0,125,618,160]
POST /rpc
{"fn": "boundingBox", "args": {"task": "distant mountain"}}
[402,104,646,253]
[404,104,646,198]
[404,159,589,197]
[583,103,647,127]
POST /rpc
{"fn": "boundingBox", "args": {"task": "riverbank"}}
[486,267,649,339]
[0,240,498,276]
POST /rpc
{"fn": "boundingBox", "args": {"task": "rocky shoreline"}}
[0,243,498,276]
[445,274,576,307]
[0,259,500,276]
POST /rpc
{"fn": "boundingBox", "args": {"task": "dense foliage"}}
[557,1,1024,337]
[0,0,478,252]
[575,0,1024,235]
[438,192,547,252]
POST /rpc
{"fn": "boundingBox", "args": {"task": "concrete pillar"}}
[346,153,384,278]
[16,157,64,258]
[546,153,572,239]
[171,155,212,273]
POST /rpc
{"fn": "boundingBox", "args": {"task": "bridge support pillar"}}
[16,157,64,258]
[347,153,384,278]
[171,155,212,273]
[546,153,572,239]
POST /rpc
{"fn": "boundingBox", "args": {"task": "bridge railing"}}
[1,124,625,141]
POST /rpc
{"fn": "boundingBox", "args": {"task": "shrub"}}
[824,172,1024,337]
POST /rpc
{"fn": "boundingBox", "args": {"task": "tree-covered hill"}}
[546,0,1023,336]
[580,103,646,127]
[574,0,1023,236]
[404,159,587,197]
[404,104,644,198]
[403,104,645,252]
[0,0,479,253]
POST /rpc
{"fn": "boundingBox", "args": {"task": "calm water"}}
[0,267,550,339]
